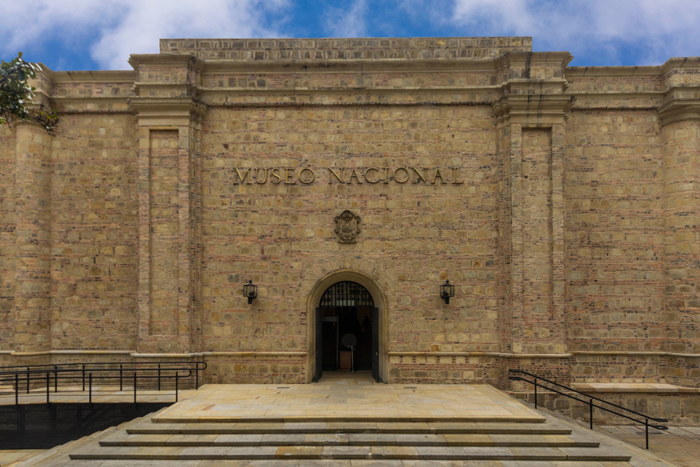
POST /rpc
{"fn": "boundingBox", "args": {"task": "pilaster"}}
[659,58,700,354]
[13,121,52,353]
[492,52,573,381]
[128,54,206,354]
[12,67,55,355]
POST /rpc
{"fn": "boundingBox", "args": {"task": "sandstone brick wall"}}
[0,125,15,350]
[564,110,666,356]
[205,355,306,384]
[518,129,558,353]
[389,355,503,385]
[148,130,180,336]
[50,114,139,350]
[200,104,499,367]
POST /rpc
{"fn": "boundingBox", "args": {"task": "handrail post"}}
[120,364,123,391]
[54,368,58,393]
[46,372,50,405]
[590,399,594,430]
[645,418,649,450]
[89,373,92,406]
[82,364,85,391]
[175,372,179,402]
[158,363,161,391]
[534,377,538,409]
[15,373,19,406]
[133,372,137,406]
[26,366,30,394]
[195,365,199,390]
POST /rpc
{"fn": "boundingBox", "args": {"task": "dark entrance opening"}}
[314,281,379,382]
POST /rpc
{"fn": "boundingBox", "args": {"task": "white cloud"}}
[323,0,368,38]
[449,0,700,64]
[0,0,288,70]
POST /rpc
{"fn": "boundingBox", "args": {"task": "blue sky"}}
[2,0,699,71]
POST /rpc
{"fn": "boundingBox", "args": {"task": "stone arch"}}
[306,269,388,383]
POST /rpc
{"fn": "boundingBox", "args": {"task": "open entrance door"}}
[316,282,380,381]
[314,307,322,382]
[372,306,379,382]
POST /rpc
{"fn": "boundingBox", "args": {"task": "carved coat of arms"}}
[334,210,361,243]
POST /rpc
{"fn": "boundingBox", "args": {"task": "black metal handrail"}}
[0,361,206,407]
[509,369,667,449]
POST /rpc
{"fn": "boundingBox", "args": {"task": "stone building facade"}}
[0,37,698,419]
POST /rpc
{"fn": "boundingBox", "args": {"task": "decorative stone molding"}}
[128,97,207,126]
[334,210,361,243]
[388,352,572,358]
[658,95,700,126]
[491,94,575,125]
[571,351,700,358]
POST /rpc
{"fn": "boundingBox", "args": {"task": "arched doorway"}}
[314,281,379,382]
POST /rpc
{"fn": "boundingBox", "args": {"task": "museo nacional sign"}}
[232,167,466,185]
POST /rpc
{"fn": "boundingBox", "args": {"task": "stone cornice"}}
[496,51,574,68]
[498,78,568,96]
[658,100,700,125]
[660,56,700,75]
[494,52,572,96]
[566,66,662,77]
[128,96,207,126]
[27,66,53,111]
[129,53,198,68]
[658,87,700,125]
[160,36,532,61]
[566,57,700,78]
[491,94,575,125]
[202,58,498,74]
[49,70,137,83]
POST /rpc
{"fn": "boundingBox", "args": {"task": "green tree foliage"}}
[0,52,57,132]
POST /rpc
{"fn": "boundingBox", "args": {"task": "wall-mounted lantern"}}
[244,280,257,304]
[440,280,455,304]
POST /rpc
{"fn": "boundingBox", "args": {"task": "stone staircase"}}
[68,416,632,464]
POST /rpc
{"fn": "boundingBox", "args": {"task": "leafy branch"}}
[0,52,57,133]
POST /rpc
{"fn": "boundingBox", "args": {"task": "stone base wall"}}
[201,355,307,384]
[388,355,503,386]
[513,391,700,426]
[2,352,700,389]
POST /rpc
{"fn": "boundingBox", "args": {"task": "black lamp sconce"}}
[244,280,258,304]
[440,280,455,304]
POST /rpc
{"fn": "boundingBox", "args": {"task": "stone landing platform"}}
[15,373,677,466]
[152,372,543,424]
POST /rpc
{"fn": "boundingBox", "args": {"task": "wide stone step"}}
[153,415,547,423]
[103,432,598,448]
[63,461,633,467]
[128,421,572,435]
[69,444,631,462]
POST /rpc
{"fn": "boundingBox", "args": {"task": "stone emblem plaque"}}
[334,210,361,243]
